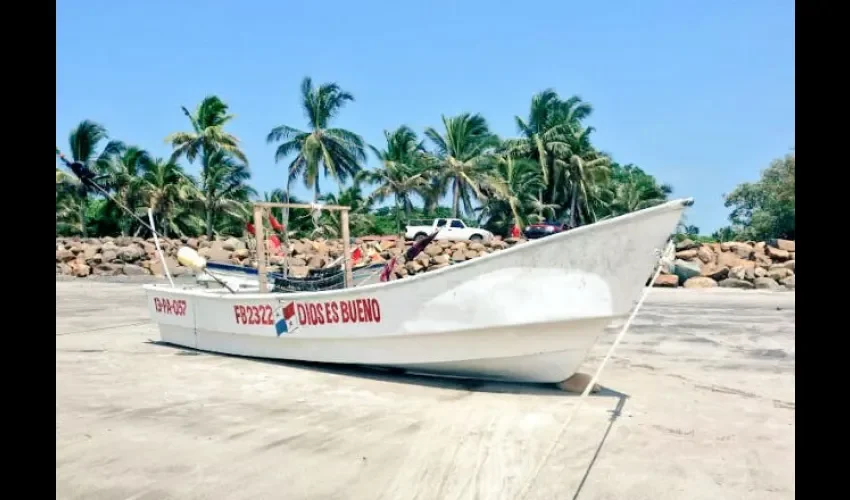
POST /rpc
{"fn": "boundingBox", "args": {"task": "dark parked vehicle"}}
[523,220,570,239]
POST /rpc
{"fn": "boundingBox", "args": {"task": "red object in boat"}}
[268,234,282,254]
[351,247,363,265]
[379,257,398,282]
[511,224,521,238]
[269,214,285,232]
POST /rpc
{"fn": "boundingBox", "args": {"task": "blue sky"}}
[57,0,794,233]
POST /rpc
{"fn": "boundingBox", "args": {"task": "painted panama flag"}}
[274,302,299,336]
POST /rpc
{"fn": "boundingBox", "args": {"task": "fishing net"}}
[271,266,345,293]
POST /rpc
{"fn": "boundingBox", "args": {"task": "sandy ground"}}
[56,280,795,500]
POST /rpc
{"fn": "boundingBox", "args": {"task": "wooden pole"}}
[340,209,353,288]
[253,205,268,293]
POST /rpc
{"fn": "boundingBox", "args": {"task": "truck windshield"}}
[436,219,447,227]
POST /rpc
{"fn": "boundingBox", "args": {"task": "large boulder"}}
[776,239,795,252]
[122,264,148,276]
[653,274,679,287]
[149,257,180,276]
[675,249,699,260]
[701,264,729,281]
[118,246,144,262]
[730,242,754,259]
[673,259,701,283]
[683,276,718,289]
[56,249,75,262]
[675,239,699,251]
[93,263,122,276]
[754,277,781,290]
[768,267,792,281]
[766,246,790,261]
[697,247,715,264]
[718,278,754,289]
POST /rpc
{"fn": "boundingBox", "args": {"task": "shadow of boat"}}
[147,339,629,398]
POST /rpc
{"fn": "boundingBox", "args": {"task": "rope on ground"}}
[56,321,151,336]
[517,240,675,500]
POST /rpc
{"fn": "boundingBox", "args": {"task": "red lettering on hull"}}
[291,298,382,328]
[153,297,188,317]
[233,304,274,325]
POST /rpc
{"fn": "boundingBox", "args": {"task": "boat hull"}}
[144,198,691,383]
[156,313,614,383]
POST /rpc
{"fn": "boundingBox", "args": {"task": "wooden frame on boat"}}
[252,202,353,292]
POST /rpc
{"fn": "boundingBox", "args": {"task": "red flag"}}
[269,214,285,232]
[268,235,282,254]
[351,247,363,265]
[246,222,256,235]
[379,256,398,282]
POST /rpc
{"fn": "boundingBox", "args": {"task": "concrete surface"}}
[56,281,795,500]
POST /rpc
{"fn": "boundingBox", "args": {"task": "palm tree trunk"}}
[394,195,401,234]
[283,180,291,241]
[78,198,88,238]
[206,202,214,239]
[452,179,461,218]
[569,183,579,227]
[201,151,215,239]
[313,176,320,203]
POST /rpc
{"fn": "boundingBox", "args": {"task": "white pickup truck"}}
[404,218,495,242]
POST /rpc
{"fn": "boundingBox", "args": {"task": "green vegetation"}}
[56,77,793,241]
[711,153,795,242]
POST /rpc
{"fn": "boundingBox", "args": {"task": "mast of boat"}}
[252,202,353,292]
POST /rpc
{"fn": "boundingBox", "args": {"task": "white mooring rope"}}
[517,240,676,499]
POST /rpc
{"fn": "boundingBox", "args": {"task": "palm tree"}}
[559,127,611,226]
[100,146,151,236]
[477,155,544,234]
[58,120,125,237]
[192,150,258,236]
[138,158,202,237]
[424,113,500,218]
[361,126,431,233]
[315,184,375,238]
[56,176,84,236]
[267,77,366,202]
[602,163,672,217]
[165,95,248,238]
[504,90,592,195]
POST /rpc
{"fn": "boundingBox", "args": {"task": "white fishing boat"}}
[143,198,692,384]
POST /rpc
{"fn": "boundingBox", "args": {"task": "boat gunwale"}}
[143,197,693,301]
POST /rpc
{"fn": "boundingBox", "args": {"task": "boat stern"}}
[143,284,198,348]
